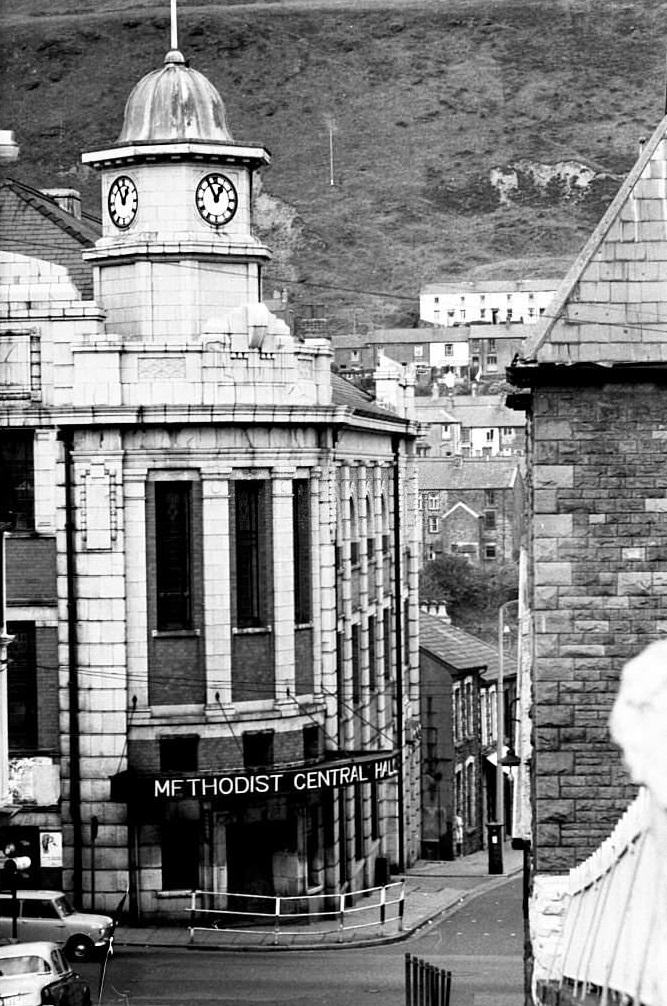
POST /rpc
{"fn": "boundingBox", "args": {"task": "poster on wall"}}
[39,831,63,868]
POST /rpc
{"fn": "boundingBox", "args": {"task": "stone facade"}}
[509,106,667,995]
[0,38,421,918]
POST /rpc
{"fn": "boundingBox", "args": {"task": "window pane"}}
[6,622,37,750]
[352,624,360,704]
[235,482,262,628]
[155,483,192,630]
[0,433,34,531]
[368,615,376,692]
[293,480,311,624]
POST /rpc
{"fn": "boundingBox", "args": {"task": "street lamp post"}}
[0,529,15,808]
[490,597,519,875]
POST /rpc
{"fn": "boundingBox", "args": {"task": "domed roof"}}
[117,49,233,144]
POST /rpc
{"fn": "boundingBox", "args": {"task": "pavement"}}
[115,843,524,952]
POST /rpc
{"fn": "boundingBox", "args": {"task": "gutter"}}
[59,429,83,906]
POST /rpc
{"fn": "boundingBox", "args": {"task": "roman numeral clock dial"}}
[108,175,138,229]
[196,173,238,227]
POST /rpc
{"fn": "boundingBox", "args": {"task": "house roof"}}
[514,112,667,369]
[419,611,499,674]
[0,178,100,299]
[467,322,535,342]
[333,328,469,350]
[417,457,520,491]
[330,372,406,422]
[415,400,524,429]
[421,278,559,296]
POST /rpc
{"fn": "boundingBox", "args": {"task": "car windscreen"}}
[0,954,50,976]
[54,895,75,917]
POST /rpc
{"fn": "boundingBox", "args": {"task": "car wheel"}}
[64,935,94,962]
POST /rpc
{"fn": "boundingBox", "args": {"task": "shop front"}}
[111,751,398,920]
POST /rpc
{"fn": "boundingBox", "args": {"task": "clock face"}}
[196,173,238,227]
[108,175,138,229]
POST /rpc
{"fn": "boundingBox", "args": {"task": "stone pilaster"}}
[272,468,296,705]
[309,467,323,701]
[124,471,149,709]
[33,428,58,534]
[202,471,232,709]
[319,460,338,744]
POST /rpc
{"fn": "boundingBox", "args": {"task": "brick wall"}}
[35,625,59,751]
[6,536,57,604]
[129,728,307,776]
[529,383,667,872]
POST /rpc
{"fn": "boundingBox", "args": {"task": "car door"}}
[0,895,11,940]
[20,897,67,943]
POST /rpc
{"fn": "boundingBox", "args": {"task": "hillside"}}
[1,0,666,330]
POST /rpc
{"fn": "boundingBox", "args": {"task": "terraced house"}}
[0,34,421,919]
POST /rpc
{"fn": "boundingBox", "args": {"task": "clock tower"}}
[82,40,271,339]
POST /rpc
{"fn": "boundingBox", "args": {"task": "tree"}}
[420,555,519,643]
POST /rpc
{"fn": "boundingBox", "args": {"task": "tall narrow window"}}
[155,482,192,630]
[383,608,392,682]
[0,433,34,531]
[6,621,37,750]
[350,497,359,565]
[235,482,262,628]
[352,624,360,705]
[466,760,476,827]
[293,479,311,624]
[366,494,374,560]
[368,615,376,692]
[354,783,364,860]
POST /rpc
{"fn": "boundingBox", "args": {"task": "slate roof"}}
[421,278,559,296]
[467,322,534,342]
[0,178,100,299]
[330,372,406,422]
[419,611,499,675]
[415,400,524,429]
[333,328,469,350]
[514,113,667,369]
[417,458,520,491]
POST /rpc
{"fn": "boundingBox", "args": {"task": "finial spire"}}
[170,0,178,52]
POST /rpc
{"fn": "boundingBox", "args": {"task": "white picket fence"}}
[556,787,665,1005]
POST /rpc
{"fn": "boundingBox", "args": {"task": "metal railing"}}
[188,880,405,945]
[405,954,452,1006]
[546,787,664,1005]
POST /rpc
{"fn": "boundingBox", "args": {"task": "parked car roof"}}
[0,940,60,957]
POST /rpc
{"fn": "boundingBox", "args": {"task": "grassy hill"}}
[2,0,667,330]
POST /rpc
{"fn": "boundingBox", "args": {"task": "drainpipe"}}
[392,434,405,874]
[60,430,83,905]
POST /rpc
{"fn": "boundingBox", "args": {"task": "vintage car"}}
[0,941,91,1005]
[0,892,113,962]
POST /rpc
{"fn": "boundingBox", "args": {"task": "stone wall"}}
[529,382,667,873]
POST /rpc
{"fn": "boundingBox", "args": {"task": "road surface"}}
[78,876,523,1005]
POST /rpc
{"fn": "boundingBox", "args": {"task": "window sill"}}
[156,889,193,899]
[233,626,271,636]
[295,622,313,631]
[152,628,200,638]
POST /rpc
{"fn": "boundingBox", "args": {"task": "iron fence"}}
[405,954,452,1006]
[188,880,405,945]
